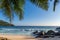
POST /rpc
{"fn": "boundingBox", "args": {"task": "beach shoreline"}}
[0,34,41,40]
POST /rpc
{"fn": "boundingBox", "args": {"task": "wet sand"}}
[40,37,60,40]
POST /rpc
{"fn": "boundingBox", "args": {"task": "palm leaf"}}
[0,0,25,23]
[30,0,49,10]
[12,0,25,20]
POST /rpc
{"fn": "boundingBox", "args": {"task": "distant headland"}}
[0,20,14,26]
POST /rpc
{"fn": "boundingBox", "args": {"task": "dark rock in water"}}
[32,30,46,38]
[46,30,55,37]
[47,30,55,35]
[32,30,38,35]
[55,32,60,36]
[33,30,56,38]
[35,31,46,38]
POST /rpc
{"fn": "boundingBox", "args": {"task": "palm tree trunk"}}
[10,13,13,25]
[10,19,12,25]
[10,16,12,25]
[53,0,58,11]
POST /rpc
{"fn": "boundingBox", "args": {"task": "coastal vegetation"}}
[0,0,58,25]
[0,0,59,25]
[0,0,25,24]
[0,0,49,25]
[0,20,14,26]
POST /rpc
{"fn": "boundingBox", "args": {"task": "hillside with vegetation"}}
[0,20,14,26]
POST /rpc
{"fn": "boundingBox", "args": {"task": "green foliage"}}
[0,0,58,24]
[30,0,59,11]
[30,0,48,10]
[0,20,14,26]
[0,0,25,23]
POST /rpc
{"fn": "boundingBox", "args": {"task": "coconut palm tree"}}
[0,0,49,24]
[0,0,25,24]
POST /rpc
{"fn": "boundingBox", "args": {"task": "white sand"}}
[1,34,60,40]
[0,34,42,40]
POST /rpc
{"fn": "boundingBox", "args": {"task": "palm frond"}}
[12,0,24,20]
[30,0,48,10]
[0,0,25,23]
[2,0,12,18]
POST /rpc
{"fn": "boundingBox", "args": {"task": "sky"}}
[0,0,60,26]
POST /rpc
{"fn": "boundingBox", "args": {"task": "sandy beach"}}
[0,34,60,40]
[0,34,42,40]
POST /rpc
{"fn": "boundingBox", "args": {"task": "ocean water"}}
[0,26,57,36]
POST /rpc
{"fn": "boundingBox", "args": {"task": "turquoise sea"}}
[0,26,57,36]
